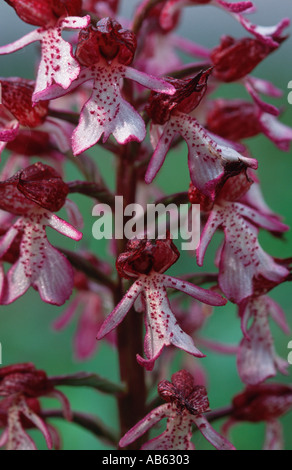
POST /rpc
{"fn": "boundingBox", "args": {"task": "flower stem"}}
[115,143,148,449]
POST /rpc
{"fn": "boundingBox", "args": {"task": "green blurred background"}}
[0,0,291,450]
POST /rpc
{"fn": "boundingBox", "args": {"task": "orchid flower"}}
[0,162,82,306]
[237,295,290,385]
[206,98,292,151]
[159,0,290,49]
[194,172,290,304]
[145,69,258,201]
[32,18,176,155]
[0,0,90,99]
[210,35,288,116]
[97,236,226,371]
[223,383,292,450]
[0,78,72,157]
[120,369,236,450]
[0,363,71,450]
[172,30,289,117]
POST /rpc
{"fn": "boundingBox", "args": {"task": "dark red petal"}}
[187,385,210,414]
[217,171,254,202]
[157,380,178,402]
[116,236,180,279]
[171,369,195,396]
[147,68,212,125]
[0,163,68,215]
[0,79,49,127]
[206,99,262,141]
[17,162,69,212]
[52,0,82,17]
[0,363,52,398]
[6,130,50,156]
[76,18,137,67]
[0,364,35,379]
[232,384,292,422]
[188,183,213,211]
[0,171,38,215]
[211,36,277,82]
[4,0,56,27]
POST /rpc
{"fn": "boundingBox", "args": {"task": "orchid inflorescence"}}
[0,0,291,451]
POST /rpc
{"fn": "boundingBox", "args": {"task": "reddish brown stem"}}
[115,144,147,449]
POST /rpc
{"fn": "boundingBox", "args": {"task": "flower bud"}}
[211,36,278,82]
[0,79,49,127]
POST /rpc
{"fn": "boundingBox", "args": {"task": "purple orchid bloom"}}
[32,18,176,155]
[0,78,72,157]
[120,369,236,450]
[0,162,82,306]
[195,172,290,304]
[0,0,90,99]
[145,69,258,201]
[97,236,226,371]
[223,383,292,450]
[0,363,71,450]
[237,295,290,385]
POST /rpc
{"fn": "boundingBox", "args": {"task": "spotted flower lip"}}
[0,395,53,450]
[97,236,226,371]
[119,369,236,450]
[145,108,258,201]
[0,2,90,99]
[0,209,81,306]
[145,68,258,201]
[237,296,290,385]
